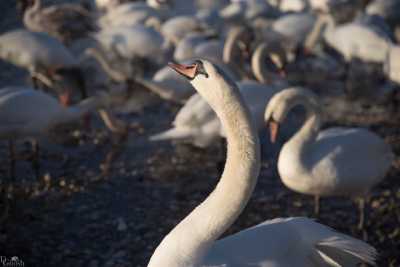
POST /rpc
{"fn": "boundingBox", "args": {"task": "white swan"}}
[149,43,287,146]
[92,24,166,75]
[0,86,127,178]
[96,0,172,29]
[148,60,377,267]
[161,15,206,46]
[20,0,96,44]
[384,45,400,85]
[0,29,87,105]
[264,87,394,228]
[305,14,392,63]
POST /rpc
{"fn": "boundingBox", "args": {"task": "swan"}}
[150,46,287,147]
[84,47,192,103]
[161,15,206,46]
[264,87,394,228]
[96,0,173,29]
[366,0,400,28]
[305,14,393,63]
[174,32,218,62]
[148,60,377,267]
[0,86,128,179]
[92,24,166,74]
[19,0,97,44]
[384,45,400,85]
[0,29,87,105]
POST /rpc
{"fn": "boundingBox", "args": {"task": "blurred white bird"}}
[0,29,87,105]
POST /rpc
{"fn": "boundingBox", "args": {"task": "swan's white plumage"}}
[150,80,281,147]
[265,88,393,197]
[0,30,77,71]
[148,60,377,267]
[203,217,377,267]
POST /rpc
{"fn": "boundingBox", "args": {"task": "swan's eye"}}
[194,60,209,79]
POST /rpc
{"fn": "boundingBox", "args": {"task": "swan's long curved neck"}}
[84,48,127,83]
[24,0,41,22]
[286,96,322,159]
[252,43,270,84]
[148,75,261,266]
[304,14,335,51]
[251,43,284,85]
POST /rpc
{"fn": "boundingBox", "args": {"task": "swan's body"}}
[150,80,281,147]
[307,15,392,63]
[0,30,78,73]
[161,16,205,46]
[148,60,377,267]
[174,33,218,62]
[265,87,393,223]
[0,30,86,103]
[97,1,166,29]
[0,87,119,139]
[93,25,165,69]
[22,0,96,43]
[272,13,316,47]
[384,45,400,85]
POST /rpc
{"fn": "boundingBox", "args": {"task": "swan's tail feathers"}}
[149,127,194,142]
[315,236,377,267]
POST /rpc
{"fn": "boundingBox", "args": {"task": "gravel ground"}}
[0,1,399,267]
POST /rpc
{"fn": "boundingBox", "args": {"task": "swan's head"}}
[264,87,318,143]
[147,0,174,9]
[169,59,238,111]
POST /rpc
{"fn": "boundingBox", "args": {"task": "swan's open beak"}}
[168,62,198,80]
[268,120,279,143]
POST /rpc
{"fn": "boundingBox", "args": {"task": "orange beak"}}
[269,120,279,143]
[168,62,198,80]
[59,91,71,107]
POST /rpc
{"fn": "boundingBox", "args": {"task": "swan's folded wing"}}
[202,218,308,267]
[201,217,377,267]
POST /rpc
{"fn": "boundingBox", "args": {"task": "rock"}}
[116,217,128,232]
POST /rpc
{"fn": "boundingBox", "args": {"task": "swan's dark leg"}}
[31,140,40,180]
[314,195,320,216]
[8,140,16,182]
[31,75,40,90]
[358,197,365,230]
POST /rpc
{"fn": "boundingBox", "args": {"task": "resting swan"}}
[265,87,394,229]
[147,60,377,267]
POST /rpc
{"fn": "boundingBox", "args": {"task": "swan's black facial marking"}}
[194,60,209,79]
[168,60,209,80]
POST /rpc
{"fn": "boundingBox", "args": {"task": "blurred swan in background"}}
[265,87,394,229]
[0,29,87,105]
[18,0,97,44]
[0,86,128,179]
[148,59,377,267]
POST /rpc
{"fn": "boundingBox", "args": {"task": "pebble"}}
[117,217,128,231]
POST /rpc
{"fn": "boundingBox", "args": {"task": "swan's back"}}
[272,13,316,45]
[309,127,393,194]
[203,217,376,267]
[324,23,391,62]
[0,88,63,137]
[94,25,164,59]
[0,30,77,69]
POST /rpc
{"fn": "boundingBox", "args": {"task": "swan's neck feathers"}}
[148,72,260,267]
[24,0,41,24]
[279,97,322,192]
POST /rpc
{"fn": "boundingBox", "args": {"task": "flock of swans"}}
[1,0,399,266]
